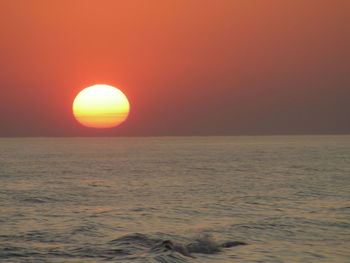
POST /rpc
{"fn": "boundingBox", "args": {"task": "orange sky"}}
[0,0,349,136]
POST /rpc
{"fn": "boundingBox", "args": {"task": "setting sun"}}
[72,84,130,128]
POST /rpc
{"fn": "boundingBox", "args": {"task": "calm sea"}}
[0,136,349,263]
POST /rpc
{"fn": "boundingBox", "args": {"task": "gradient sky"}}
[0,0,349,136]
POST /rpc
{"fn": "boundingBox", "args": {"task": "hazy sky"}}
[0,0,349,136]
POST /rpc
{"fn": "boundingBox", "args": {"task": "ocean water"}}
[0,136,349,263]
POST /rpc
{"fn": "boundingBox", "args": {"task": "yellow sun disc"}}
[73,84,130,128]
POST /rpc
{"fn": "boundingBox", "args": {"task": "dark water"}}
[0,136,349,262]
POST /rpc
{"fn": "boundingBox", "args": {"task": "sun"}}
[72,84,130,128]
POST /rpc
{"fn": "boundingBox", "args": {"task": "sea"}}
[0,136,349,263]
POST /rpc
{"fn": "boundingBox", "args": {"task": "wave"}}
[0,232,247,262]
[109,233,247,261]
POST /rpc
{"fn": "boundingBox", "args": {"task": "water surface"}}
[0,136,349,262]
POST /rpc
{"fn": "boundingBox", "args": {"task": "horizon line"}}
[0,133,349,139]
